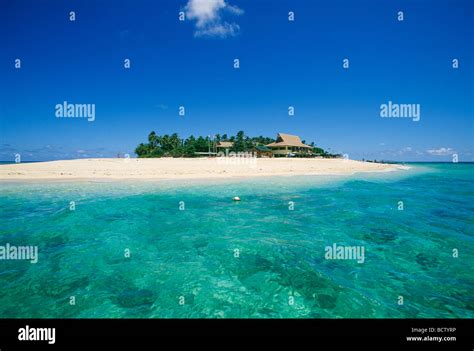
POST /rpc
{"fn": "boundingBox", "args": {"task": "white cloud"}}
[397,146,413,155]
[195,22,240,38]
[226,4,244,15]
[426,147,455,156]
[184,0,243,38]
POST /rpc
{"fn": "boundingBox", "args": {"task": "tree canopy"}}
[135,131,339,158]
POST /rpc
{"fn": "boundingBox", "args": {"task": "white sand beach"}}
[0,158,406,181]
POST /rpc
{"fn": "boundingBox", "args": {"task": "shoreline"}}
[0,158,409,182]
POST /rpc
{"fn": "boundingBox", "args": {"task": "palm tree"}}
[161,134,171,152]
[233,130,246,152]
[170,133,180,150]
[148,131,157,147]
[135,143,149,157]
[195,136,207,152]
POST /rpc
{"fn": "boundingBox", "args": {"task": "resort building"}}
[216,141,234,153]
[266,133,313,157]
[252,145,273,158]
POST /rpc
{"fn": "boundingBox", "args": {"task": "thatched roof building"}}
[266,133,313,156]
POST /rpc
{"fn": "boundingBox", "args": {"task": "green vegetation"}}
[135,131,339,158]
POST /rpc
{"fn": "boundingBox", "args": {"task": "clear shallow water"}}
[0,164,473,318]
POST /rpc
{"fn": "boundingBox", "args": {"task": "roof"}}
[255,145,271,151]
[216,141,234,148]
[266,133,313,148]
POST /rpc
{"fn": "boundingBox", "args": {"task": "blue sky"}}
[0,0,473,161]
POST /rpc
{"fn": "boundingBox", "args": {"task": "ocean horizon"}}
[0,163,472,318]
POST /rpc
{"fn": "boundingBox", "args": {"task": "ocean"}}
[0,163,472,318]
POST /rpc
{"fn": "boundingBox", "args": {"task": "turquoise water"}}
[0,163,473,318]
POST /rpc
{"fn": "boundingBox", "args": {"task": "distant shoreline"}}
[0,158,409,181]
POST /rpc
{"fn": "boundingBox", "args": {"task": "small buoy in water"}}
[232,196,241,201]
